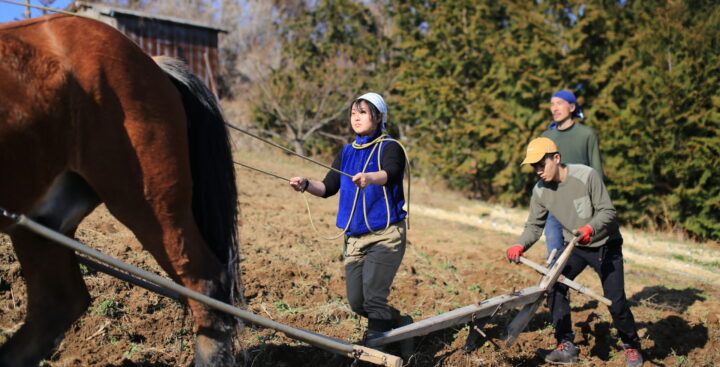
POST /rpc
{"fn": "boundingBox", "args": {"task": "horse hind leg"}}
[84,162,236,366]
[105,203,236,367]
[0,172,100,367]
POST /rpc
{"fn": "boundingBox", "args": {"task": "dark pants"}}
[549,239,641,348]
[344,221,406,322]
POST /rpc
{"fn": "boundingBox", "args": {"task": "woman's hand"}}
[290,177,309,192]
[352,171,388,189]
[352,173,369,188]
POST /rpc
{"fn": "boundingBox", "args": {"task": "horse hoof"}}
[193,332,234,367]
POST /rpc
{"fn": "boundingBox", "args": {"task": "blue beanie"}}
[551,90,584,119]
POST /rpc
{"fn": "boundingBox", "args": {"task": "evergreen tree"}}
[591,0,720,238]
[389,0,508,197]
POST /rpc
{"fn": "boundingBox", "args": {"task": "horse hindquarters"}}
[65,52,238,365]
[152,56,241,366]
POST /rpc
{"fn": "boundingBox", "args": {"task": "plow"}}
[2,209,609,366]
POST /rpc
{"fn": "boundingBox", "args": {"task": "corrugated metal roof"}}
[74,1,228,33]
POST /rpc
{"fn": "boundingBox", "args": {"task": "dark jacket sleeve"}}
[321,151,343,198]
[381,141,406,186]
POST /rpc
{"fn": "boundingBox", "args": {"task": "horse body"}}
[0,15,239,366]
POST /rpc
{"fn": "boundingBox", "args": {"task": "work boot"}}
[363,318,393,351]
[623,344,643,367]
[392,313,414,359]
[544,341,579,364]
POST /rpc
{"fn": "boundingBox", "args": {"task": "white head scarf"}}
[356,92,387,131]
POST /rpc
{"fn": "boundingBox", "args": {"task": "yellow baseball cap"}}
[521,137,558,165]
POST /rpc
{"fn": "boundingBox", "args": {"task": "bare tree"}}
[249,0,398,155]
[38,0,56,15]
[254,54,362,154]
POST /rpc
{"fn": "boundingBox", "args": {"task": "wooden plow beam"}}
[9,214,402,367]
[369,238,608,349]
[365,286,546,347]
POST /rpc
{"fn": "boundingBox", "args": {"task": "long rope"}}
[234,133,412,239]
[359,137,412,235]
[226,123,352,179]
[232,142,382,240]
[233,160,289,182]
[306,141,383,240]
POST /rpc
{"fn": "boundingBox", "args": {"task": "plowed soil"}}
[1,147,718,367]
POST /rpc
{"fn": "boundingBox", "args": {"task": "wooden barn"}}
[73,1,226,93]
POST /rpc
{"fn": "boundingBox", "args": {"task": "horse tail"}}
[152,56,241,309]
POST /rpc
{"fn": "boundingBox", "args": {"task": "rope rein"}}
[225,126,413,239]
[231,129,412,240]
[226,123,352,179]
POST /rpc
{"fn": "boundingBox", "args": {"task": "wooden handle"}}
[539,238,577,290]
[519,256,612,306]
[350,345,403,367]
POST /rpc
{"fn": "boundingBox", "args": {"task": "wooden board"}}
[504,296,544,346]
[365,286,545,347]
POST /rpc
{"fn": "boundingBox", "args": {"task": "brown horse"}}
[0,14,240,367]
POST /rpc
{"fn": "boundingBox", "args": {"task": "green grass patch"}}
[274,300,304,314]
[93,298,122,318]
[467,284,482,292]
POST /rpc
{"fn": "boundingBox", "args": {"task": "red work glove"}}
[574,225,593,245]
[506,245,524,263]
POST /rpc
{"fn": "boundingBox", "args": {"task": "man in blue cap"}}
[540,90,604,261]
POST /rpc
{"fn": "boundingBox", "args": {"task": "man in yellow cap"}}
[506,137,643,366]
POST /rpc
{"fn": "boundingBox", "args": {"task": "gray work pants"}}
[344,220,406,321]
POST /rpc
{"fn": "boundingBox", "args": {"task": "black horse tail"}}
[152,56,241,309]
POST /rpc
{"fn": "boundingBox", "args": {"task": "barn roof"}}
[73,1,228,33]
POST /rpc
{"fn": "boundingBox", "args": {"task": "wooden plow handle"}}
[519,256,611,306]
[505,238,578,346]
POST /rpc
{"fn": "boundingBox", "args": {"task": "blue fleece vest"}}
[336,133,406,236]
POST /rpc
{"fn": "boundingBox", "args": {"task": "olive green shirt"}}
[516,164,621,249]
[541,122,604,181]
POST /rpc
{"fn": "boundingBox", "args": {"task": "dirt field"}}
[1,146,718,366]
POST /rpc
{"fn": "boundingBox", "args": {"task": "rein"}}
[229,126,412,240]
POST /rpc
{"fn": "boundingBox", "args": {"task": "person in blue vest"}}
[289,92,407,340]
